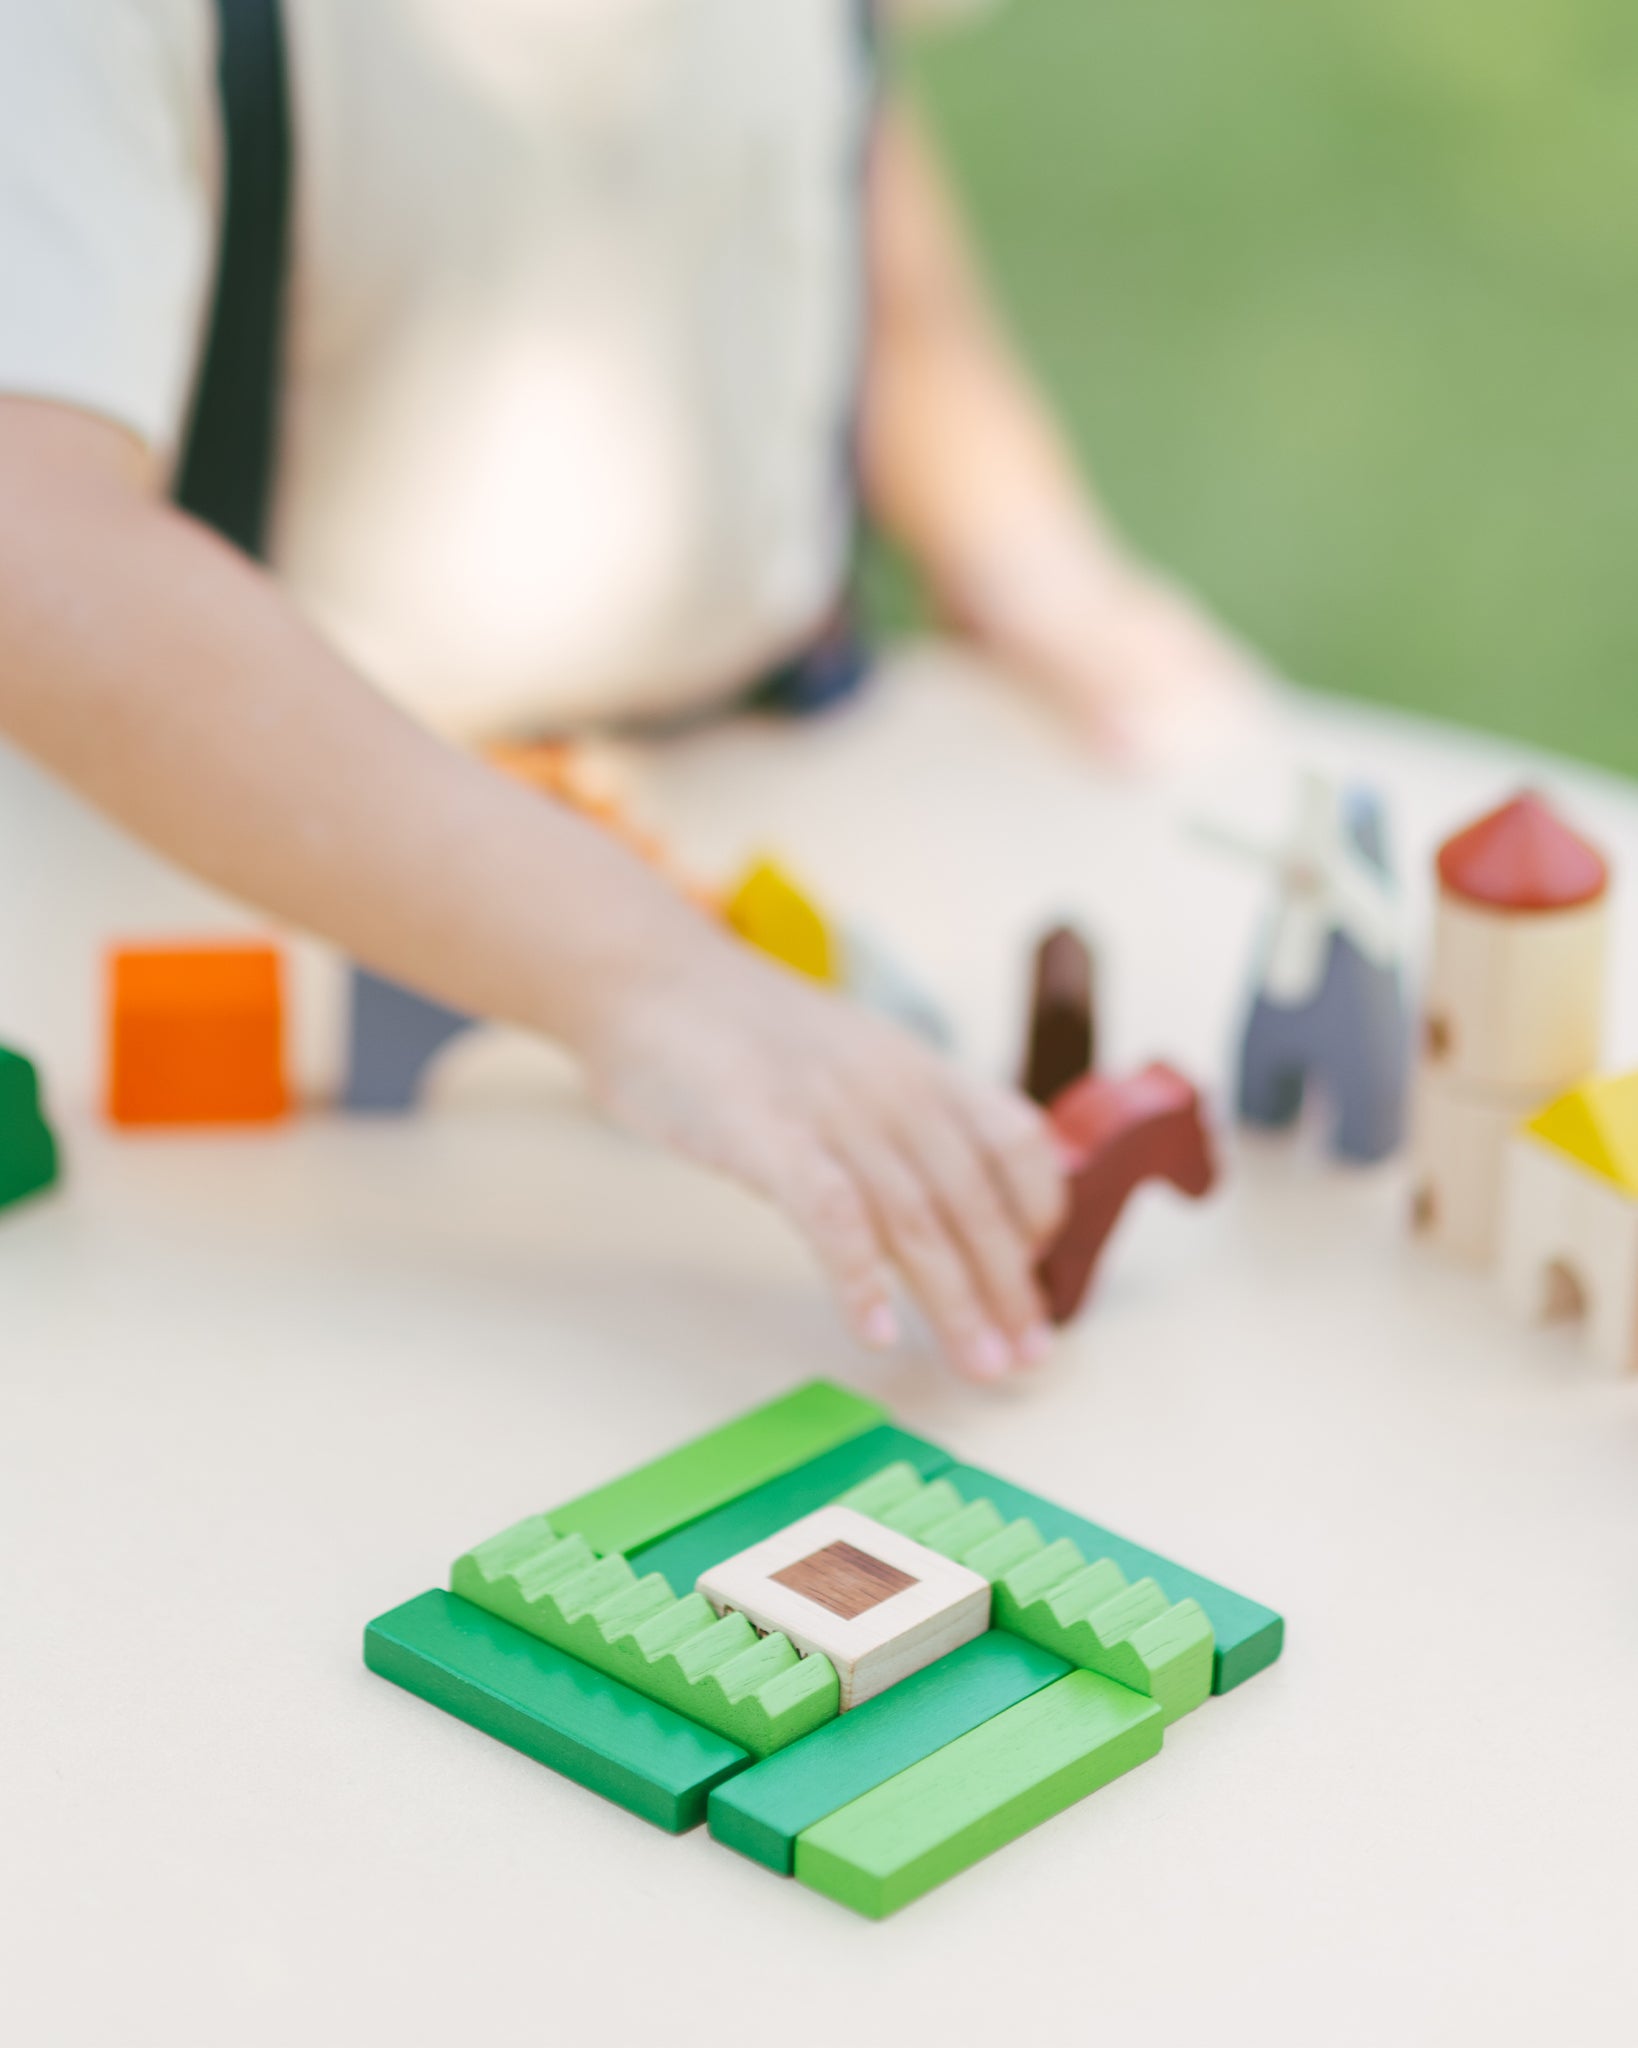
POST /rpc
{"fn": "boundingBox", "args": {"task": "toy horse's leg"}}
[341,966,478,1113]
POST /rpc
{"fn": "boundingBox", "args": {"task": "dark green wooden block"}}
[945,1463,1283,1694]
[708,1629,1070,1874]
[0,1047,59,1215]
[364,1589,750,1832]
[629,1424,952,1598]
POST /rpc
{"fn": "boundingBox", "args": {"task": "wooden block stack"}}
[1409,794,1609,1263]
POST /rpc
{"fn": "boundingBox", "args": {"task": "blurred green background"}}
[880,0,1638,776]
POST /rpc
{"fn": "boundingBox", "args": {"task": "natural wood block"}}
[547,1380,886,1557]
[794,1670,1163,1917]
[1500,1124,1638,1374]
[629,1425,952,1597]
[708,1631,1070,1873]
[941,1462,1282,1694]
[1422,892,1606,1099]
[106,943,290,1127]
[1408,1066,1539,1266]
[698,1505,990,1711]
[452,1517,838,1757]
[363,1589,750,1832]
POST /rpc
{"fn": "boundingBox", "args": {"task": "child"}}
[0,0,1263,1380]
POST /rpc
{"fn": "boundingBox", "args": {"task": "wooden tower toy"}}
[1409,793,1609,1262]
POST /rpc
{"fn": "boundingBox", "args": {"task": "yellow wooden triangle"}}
[1526,1072,1638,1193]
[726,858,838,984]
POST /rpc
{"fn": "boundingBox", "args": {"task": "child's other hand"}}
[576,924,1067,1383]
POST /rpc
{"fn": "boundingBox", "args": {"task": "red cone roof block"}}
[1436,793,1608,912]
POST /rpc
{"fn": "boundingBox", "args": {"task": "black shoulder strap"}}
[174,0,292,561]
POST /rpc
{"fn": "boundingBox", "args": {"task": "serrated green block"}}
[0,1047,59,1215]
[945,1463,1283,1694]
[548,1380,887,1557]
[453,1515,838,1757]
[630,1425,951,1597]
[363,1590,749,1833]
[836,1464,1213,1724]
[708,1630,1069,1875]
[795,1670,1163,1918]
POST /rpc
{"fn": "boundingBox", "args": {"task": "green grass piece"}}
[0,1048,58,1215]
[795,1671,1163,1918]
[944,1463,1283,1694]
[363,1590,749,1833]
[708,1630,1069,1875]
[630,1424,952,1597]
[835,1464,1214,1723]
[453,1516,838,1757]
[547,1380,887,1557]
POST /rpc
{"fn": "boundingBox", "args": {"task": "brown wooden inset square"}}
[770,1538,919,1621]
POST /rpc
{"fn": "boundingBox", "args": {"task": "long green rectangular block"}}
[363,1589,749,1833]
[709,1630,1070,1874]
[945,1463,1283,1694]
[795,1670,1163,1917]
[630,1424,951,1597]
[548,1380,887,1557]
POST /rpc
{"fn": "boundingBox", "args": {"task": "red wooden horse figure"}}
[1039,1063,1218,1322]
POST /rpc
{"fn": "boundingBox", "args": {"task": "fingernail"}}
[1017,1322,1054,1368]
[966,1328,1012,1381]
[861,1302,900,1350]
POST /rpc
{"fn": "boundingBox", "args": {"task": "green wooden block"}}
[630,1425,951,1598]
[548,1380,887,1557]
[945,1462,1283,1694]
[708,1630,1069,1875]
[0,1047,59,1215]
[795,1670,1163,1918]
[453,1516,839,1757]
[836,1464,1213,1725]
[363,1589,750,1833]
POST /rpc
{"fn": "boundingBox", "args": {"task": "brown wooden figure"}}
[1038,1063,1217,1323]
[1022,924,1096,1107]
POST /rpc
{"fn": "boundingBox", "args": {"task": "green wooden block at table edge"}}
[364,1589,750,1833]
[0,1048,59,1212]
[945,1462,1283,1693]
[630,1422,952,1598]
[548,1380,887,1558]
[794,1669,1164,1918]
[709,1628,1070,1874]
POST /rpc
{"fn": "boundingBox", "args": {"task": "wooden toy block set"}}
[365,1380,1284,1918]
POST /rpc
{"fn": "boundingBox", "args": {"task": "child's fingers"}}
[892,1108,1049,1356]
[952,1082,1068,1247]
[745,1125,900,1351]
[830,1119,1019,1383]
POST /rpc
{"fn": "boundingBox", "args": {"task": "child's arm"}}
[862,103,1269,763]
[0,397,1063,1381]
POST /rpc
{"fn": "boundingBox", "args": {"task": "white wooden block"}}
[1409,1066,1539,1265]
[1499,1135,1638,1375]
[696,1504,991,1711]
[1423,893,1606,1098]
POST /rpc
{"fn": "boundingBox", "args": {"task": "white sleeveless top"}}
[0,0,879,736]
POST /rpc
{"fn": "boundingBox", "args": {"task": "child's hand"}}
[576,922,1067,1383]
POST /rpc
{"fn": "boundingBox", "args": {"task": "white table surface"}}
[4,650,1636,2047]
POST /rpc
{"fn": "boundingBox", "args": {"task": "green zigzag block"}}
[452,1514,839,1758]
[835,1465,1213,1725]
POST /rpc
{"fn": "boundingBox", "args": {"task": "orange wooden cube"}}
[107,943,291,1127]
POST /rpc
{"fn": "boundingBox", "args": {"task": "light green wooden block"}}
[548,1380,887,1557]
[453,1514,838,1758]
[795,1671,1163,1918]
[837,1463,1213,1725]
